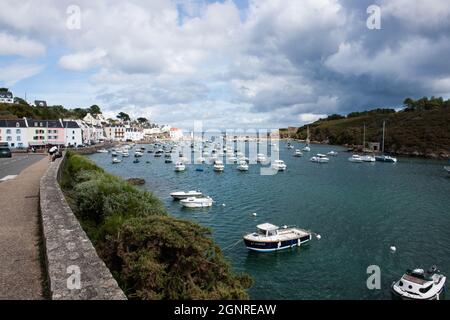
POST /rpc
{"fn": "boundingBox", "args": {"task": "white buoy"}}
[390,246,396,253]
[252,213,257,217]
[316,234,321,240]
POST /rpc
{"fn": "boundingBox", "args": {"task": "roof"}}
[257,223,279,232]
[0,119,27,128]
[27,119,63,128]
[63,120,80,129]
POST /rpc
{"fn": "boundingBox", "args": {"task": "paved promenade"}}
[0,157,48,299]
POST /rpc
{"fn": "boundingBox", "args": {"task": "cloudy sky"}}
[1,0,450,129]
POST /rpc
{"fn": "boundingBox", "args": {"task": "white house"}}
[125,127,144,141]
[0,119,29,148]
[0,90,14,104]
[63,120,83,147]
[169,127,183,140]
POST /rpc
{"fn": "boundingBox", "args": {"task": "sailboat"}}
[375,121,397,163]
[302,126,311,152]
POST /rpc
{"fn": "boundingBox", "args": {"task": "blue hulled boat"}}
[243,223,312,252]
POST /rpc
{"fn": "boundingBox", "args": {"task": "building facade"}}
[63,120,83,147]
[0,119,28,148]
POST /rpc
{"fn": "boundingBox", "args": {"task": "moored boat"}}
[327,150,338,156]
[361,154,376,162]
[112,157,121,164]
[170,190,203,200]
[348,154,363,163]
[271,159,287,171]
[237,160,249,171]
[213,160,224,172]
[391,266,446,300]
[243,223,312,252]
[180,196,213,208]
[174,161,186,172]
[294,149,303,157]
[97,149,108,153]
[310,154,329,163]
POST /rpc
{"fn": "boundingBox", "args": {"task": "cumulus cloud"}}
[1,0,450,128]
[0,32,45,57]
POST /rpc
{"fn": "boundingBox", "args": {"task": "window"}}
[16,129,21,134]
[17,136,21,142]
[6,129,11,134]
[16,122,20,127]
[419,284,433,294]
[73,130,75,134]
[7,136,12,141]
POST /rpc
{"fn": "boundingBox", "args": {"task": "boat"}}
[310,154,329,163]
[445,166,450,175]
[294,149,303,157]
[134,151,143,157]
[133,159,139,164]
[237,160,249,171]
[180,196,213,208]
[243,223,312,252]
[375,155,397,163]
[195,167,204,172]
[256,153,266,163]
[165,158,173,163]
[170,190,203,200]
[348,155,363,163]
[97,149,108,153]
[227,156,237,163]
[327,151,338,156]
[213,160,225,172]
[361,155,376,162]
[286,142,294,149]
[111,151,117,156]
[271,160,287,171]
[174,161,186,172]
[196,157,206,163]
[376,121,397,163]
[391,266,446,300]
[112,157,121,164]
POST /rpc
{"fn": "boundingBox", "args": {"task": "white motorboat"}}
[271,160,287,171]
[213,160,225,172]
[256,153,266,163]
[111,151,117,156]
[294,149,303,157]
[134,151,143,157]
[243,223,312,252]
[196,157,206,163]
[170,190,203,200]
[445,166,450,175]
[112,157,121,164]
[391,266,446,300]
[361,154,376,162]
[122,151,130,157]
[174,161,186,172]
[97,149,108,153]
[327,151,338,156]
[310,154,329,163]
[348,155,363,163]
[180,196,213,208]
[237,160,249,171]
[302,146,311,152]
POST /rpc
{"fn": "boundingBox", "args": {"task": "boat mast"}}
[306,126,310,145]
[363,123,366,152]
[381,121,385,154]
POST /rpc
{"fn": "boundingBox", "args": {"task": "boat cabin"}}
[256,223,279,237]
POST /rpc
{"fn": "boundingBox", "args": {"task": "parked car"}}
[0,146,12,158]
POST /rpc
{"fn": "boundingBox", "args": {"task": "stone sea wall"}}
[39,153,126,300]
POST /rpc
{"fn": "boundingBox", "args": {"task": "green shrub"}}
[104,216,252,300]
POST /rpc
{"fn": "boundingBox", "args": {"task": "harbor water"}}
[88,142,450,299]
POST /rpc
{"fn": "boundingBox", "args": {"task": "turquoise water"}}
[88,142,450,299]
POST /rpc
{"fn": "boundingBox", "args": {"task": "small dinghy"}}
[170,190,203,200]
[112,157,121,164]
[243,223,312,252]
[180,196,213,208]
[391,266,446,300]
[294,149,303,157]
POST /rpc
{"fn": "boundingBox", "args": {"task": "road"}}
[0,156,48,299]
[0,154,46,182]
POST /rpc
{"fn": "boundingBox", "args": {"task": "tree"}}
[88,104,102,115]
[117,112,130,122]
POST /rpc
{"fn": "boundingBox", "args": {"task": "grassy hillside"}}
[291,98,450,159]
